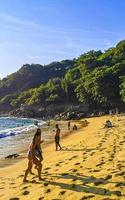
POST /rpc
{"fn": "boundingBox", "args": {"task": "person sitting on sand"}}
[48,120,50,126]
[23,128,44,182]
[73,124,77,130]
[34,120,38,126]
[55,124,62,151]
[104,120,113,128]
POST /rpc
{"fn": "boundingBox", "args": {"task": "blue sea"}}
[0,117,44,158]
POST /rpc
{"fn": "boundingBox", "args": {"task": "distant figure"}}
[23,128,44,182]
[115,108,119,115]
[109,110,111,115]
[68,121,71,130]
[48,120,50,126]
[104,120,113,128]
[34,120,38,126]
[83,120,88,127]
[55,124,62,151]
[73,124,77,130]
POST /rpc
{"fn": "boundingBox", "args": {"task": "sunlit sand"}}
[0,115,125,200]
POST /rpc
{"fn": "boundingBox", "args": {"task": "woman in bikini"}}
[23,128,44,182]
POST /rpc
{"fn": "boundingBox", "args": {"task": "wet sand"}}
[0,120,81,168]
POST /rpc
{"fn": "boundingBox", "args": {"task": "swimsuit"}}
[27,143,42,159]
[55,136,60,144]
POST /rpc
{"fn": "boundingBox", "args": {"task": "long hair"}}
[33,128,41,144]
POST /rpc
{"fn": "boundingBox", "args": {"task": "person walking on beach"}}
[23,128,44,182]
[55,124,62,151]
[68,121,71,130]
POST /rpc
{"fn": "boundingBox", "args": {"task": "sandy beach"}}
[1,115,125,200]
[0,120,73,168]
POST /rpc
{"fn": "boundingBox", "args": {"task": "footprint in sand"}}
[102,197,114,200]
[60,173,69,176]
[109,158,113,162]
[72,178,77,182]
[59,190,66,195]
[96,163,104,167]
[55,163,60,166]
[44,171,49,175]
[117,163,122,167]
[45,188,51,193]
[70,169,78,172]
[22,190,30,195]
[86,167,92,170]
[116,182,125,187]
[94,179,106,186]
[96,161,105,167]
[38,197,44,200]
[68,158,73,161]
[51,199,60,200]
[10,182,15,185]
[80,195,95,200]
[18,174,24,178]
[72,155,78,159]
[1,181,5,184]
[110,154,114,158]
[32,176,37,180]
[58,161,63,164]
[44,167,50,170]
[90,152,95,156]
[92,169,100,172]
[22,186,29,190]
[105,175,112,180]
[74,162,80,166]
[31,180,37,183]
[43,182,49,187]
[100,147,106,151]
[115,191,122,196]
[116,171,125,176]
[0,187,4,189]
[80,197,88,200]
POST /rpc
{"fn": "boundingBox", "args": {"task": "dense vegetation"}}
[1,40,125,117]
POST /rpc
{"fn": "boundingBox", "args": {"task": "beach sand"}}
[1,115,125,200]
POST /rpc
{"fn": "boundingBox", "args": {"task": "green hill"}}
[1,40,125,118]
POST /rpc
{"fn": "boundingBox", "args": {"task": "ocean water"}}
[0,117,45,158]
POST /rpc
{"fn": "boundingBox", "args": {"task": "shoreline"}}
[1,115,124,200]
[0,120,83,168]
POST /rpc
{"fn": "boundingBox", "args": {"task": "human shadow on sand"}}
[42,173,123,197]
[47,173,116,185]
[61,147,95,152]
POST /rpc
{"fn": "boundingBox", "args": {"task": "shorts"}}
[55,136,60,144]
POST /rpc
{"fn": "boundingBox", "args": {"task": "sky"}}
[0,0,125,78]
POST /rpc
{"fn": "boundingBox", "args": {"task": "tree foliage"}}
[1,40,125,113]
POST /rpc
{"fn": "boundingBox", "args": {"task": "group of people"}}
[68,121,78,131]
[23,120,79,182]
[23,124,62,182]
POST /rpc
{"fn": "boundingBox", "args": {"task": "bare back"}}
[55,128,60,137]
